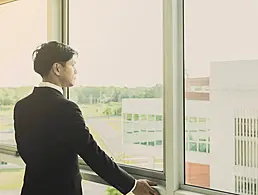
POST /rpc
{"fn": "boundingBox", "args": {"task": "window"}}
[126,114,132,121]
[235,176,257,195]
[189,117,197,123]
[0,0,47,194]
[235,117,257,137]
[189,142,197,152]
[81,180,134,195]
[133,114,139,121]
[0,0,46,146]
[148,115,156,121]
[235,139,258,167]
[156,115,163,121]
[69,0,163,171]
[184,0,258,193]
[140,114,147,121]
[0,165,24,193]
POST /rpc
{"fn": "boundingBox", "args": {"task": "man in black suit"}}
[13,41,158,195]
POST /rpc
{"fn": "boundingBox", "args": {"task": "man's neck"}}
[39,81,63,94]
[42,78,62,87]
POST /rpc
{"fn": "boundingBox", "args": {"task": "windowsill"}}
[176,186,233,195]
[175,190,206,195]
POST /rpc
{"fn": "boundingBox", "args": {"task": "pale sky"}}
[0,0,257,87]
[69,0,163,87]
[184,0,258,77]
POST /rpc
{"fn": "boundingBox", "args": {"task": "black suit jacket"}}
[14,87,135,195]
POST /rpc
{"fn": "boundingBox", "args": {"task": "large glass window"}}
[0,0,47,193]
[184,0,258,194]
[82,180,133,195]
[69,0,163,171]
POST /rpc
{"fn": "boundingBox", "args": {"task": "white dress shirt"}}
[130,180,137,194]
[38,82,63,94]
[37,81,137,193]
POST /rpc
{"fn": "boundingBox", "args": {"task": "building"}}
[210,59,258,194]
[185,91,210,187]
[185,77,209,93]
[122,98,163,147]
[122,77,211,187]
[121,59,258,194]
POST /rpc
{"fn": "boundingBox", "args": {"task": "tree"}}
[103,107,112,119]
[111,89,121,102]
[143,89,154,98]
[115,107,122,116]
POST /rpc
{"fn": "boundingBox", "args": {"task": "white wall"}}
[122,98,211,164]
[122,98,163,115]
[185,100,211,165]
[210,59,258,192]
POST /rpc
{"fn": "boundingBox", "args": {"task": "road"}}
[87,117,163,170]
[87,117,123,157]
[0,116,163,170]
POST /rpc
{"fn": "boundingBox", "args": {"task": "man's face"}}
[59,56,77,87]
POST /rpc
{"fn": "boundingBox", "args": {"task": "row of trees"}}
[70,84,162,104]
[0,85,163,105]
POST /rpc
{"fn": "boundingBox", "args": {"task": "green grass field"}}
[78,102,122,119]
[0,103,119,131]
[0,169,24,190]
[79,104,106,118]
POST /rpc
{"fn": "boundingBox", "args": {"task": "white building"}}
[122,98,163,147]
[210,59,258,194]
[122,84,211,187]
[122,59,258,194]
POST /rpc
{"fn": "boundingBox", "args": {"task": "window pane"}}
[0,164,24,195]
[0,0,46,146]
[189,142,197,152]
[133,114,139,121]
[0,0,47,193]
[69,0,163,171]
[184,0,258,193]
[156,115,163,121]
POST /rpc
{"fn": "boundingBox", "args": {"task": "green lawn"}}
[79,102,122,119]
[79,104,106,118]
[0,169,24,190]
[0,107,13,131]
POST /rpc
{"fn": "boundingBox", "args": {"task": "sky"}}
[0,0,258,87]
[184,0,258,77]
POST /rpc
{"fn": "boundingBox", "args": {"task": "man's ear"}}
[52,63,61,76]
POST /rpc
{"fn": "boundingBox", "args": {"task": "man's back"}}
[13,41,157,195]
[14,87,82,195]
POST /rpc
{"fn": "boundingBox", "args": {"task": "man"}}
[14,41,158,195]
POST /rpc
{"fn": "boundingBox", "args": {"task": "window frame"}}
[65,0,167,184]
[0,0,16,6]
[0,0,244,195]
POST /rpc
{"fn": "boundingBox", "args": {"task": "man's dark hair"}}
[32,41,78,77]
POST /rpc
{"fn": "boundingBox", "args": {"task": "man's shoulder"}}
[14,94,32,110]
[58,98,80,110]
[57,99,83,119]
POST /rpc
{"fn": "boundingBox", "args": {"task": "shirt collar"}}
[38,82,63,94]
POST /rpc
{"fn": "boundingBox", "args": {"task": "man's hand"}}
[132,179,159,195]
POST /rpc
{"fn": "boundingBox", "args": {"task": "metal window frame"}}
[0,0,16,6]
[64,0,168,186]
[0,0,243,195]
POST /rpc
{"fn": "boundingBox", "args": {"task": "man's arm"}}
[59,101,135,194]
